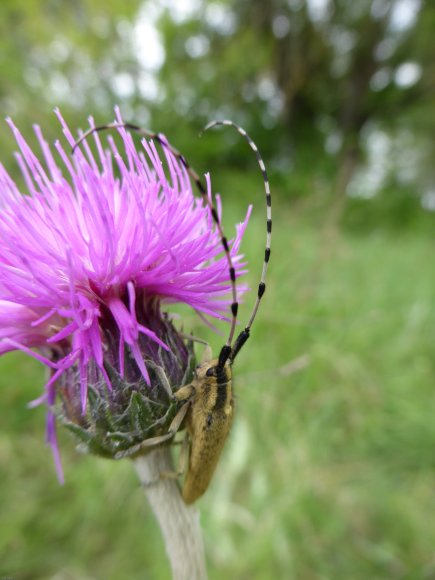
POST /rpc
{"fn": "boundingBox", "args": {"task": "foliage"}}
[149,0,435,191]
[0,0,142,166]
[1,1,434,198]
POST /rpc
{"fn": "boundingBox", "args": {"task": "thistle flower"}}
[0,109,250,482]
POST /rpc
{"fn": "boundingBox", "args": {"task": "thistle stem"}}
[133,448,207,580]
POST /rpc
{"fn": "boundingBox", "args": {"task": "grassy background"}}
[1,184,435,579]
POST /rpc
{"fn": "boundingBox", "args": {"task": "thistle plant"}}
[0,110,250,579]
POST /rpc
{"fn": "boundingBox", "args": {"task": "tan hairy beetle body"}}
[175,358,233,504]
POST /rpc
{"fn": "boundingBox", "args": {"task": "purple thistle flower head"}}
[0,109,250,481]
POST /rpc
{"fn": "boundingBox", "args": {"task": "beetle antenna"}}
[201,121,271,362]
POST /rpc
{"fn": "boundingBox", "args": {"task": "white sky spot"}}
[330,27,356,54]
[111,72,135,99]
[307,0,330,22]
[205,3,236,35]
[272,15,290,38]
[393,129,421,184]
[257,77,276,101]
[375,37,397,61]
[49,39,70,63]
[161,0,202,24]
[266,93,285,120]
[133,7,165,71]
[390,0,421,31]
[116,19,133,41]
[421,190,435,212]
[138,72,160,101]
[185,35,210,58]
[325,131,342,155]
[370,67,391,91]
[348,129,391,198]
[49,72,72,102]
[395,62,422,88]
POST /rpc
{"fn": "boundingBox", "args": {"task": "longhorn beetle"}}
[73,119,272,503]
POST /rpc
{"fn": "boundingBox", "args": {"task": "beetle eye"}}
[206,366,216,377]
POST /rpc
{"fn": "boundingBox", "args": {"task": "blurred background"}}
[1,1,435,578]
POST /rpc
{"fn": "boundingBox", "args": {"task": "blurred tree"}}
[0,0,433,209]
[149,0,434,205]
[0,0,142,168]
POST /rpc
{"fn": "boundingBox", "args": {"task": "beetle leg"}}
[174,383,196,402]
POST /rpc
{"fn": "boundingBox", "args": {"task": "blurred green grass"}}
[2,190,435,579]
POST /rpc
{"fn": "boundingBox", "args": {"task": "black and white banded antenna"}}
[201,120,272,363]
